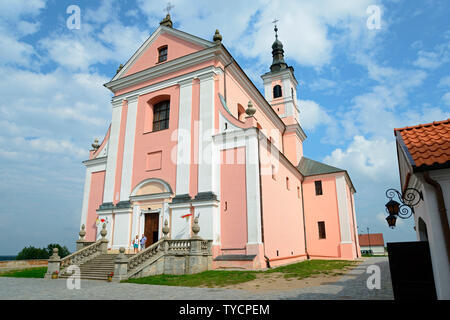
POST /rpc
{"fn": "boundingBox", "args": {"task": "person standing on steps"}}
[133,235,139,253]
[140,234,147,251]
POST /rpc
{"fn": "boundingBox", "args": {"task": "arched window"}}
[237,104,246,121]
[158,46,168,63]
[152,100,170,131]
[273,85,282,98]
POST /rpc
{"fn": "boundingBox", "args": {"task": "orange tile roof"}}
[358,233,384,247]
[394,119,450,169]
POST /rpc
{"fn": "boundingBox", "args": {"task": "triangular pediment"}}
[113,26,214,81]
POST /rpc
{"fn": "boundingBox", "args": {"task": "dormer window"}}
[158,46,168,63]
[273,85,282,98]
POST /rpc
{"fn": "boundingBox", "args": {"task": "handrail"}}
[127,239,164,271]
[60,239,104,269]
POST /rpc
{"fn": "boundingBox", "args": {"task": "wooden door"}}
[144,212,160,246]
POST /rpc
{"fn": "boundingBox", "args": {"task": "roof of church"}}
[297,157,345,177]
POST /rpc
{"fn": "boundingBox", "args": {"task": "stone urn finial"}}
[100,223,107,239]
[162,219,170,239]
[246,100,256,116]
[79,224,86,240]
[191,216,201,239]
[213,29,222,44]
[91,138,100,150]
[49,248,60,261]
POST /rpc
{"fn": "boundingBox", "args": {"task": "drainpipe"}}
[223,58,234,103]
[423,172,450,264]
[257,131,270,268]
[300,181,310,259]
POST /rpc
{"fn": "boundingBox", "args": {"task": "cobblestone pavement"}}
[0,257,393,300]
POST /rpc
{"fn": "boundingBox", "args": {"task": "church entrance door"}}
[144,212,159,246]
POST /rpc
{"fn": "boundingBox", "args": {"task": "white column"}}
[336,175,352,243]
[197,74,216,193]
[103,99,123,203]
[175,79,193,195]
[245,131,263,244]
[120,95,139,201]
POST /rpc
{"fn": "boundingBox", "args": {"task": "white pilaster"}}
[120,95,139,201]
[336,175,352,243]
[175,79,193,195]
[245,131,263,244]
[193,201,220,243]
[103,99,123,203]
[197,74,216,193]
[169,203,192,239]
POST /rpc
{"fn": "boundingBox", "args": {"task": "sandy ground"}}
[219,261,363,293]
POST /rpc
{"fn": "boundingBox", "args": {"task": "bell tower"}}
[261,21,306,165]
[261,21,299,126]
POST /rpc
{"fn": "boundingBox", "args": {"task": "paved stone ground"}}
[0,257,393,300]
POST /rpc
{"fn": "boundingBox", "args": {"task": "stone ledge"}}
[214,255,256,261]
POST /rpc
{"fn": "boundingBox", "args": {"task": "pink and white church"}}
[79,15,361,269]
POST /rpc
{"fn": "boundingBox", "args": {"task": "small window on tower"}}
[158,46,168,63]
[273,85,282,98]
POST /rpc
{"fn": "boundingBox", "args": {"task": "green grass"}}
[265,259,356,279]
[0,267,48,278]
[123,259,358,287]
[124,270,258,287]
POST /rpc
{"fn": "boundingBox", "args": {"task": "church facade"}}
[79,15,360,269]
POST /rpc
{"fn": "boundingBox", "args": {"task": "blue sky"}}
[0,0,449,255]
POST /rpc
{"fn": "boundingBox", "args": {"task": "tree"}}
[16,246,48,260]
[46,244,70,258]
[16,244,71,260]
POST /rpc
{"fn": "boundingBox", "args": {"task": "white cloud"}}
[438,76,450,88]
[442,92,450,106]
[298,100,332,131]
[324,135,397,182]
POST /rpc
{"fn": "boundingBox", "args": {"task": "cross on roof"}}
[165,2,174,15]
[272,18,279,38]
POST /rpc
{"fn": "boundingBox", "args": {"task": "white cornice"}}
[284,124,307,142]
[82,156,107,168]
[110,65,222,102]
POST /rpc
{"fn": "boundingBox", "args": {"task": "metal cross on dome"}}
[272,18,279,38]
[165,2,174,15]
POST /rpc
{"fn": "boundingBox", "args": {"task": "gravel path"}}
[0,257,393,300]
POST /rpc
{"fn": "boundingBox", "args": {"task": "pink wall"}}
[131,85,180,194]
[124,32,205,77]
[303,175,342,258]
[220,147,248,250]
[86,171,106,241]
[259,142,306,263]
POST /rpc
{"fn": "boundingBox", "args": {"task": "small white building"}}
[358,233,385,255]
[394,119,450,300]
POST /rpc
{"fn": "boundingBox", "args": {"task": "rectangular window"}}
[158,46,168,63]
[297,186,300,199]
[152,101,170,132]
[318,221,326,239]
[286,177,290,190]
[271,165,276,180]
[315,180,323,195]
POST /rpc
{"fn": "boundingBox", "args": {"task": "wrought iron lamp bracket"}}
[385,188,423,219]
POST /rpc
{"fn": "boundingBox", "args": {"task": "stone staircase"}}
[60,253,134,281]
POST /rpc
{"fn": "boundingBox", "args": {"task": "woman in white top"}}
[133,235,139,253]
